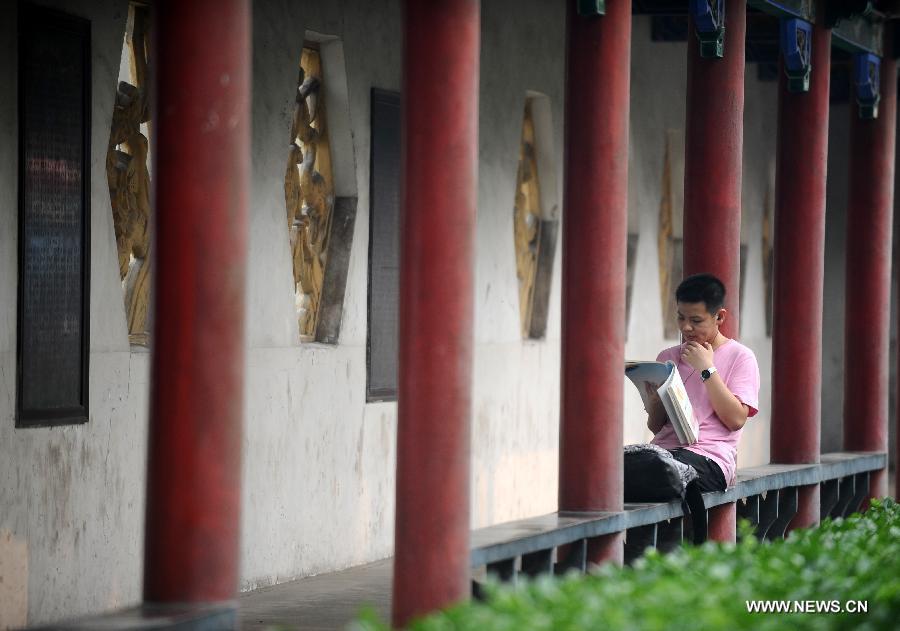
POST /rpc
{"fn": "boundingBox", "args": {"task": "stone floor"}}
[239,559,392,631]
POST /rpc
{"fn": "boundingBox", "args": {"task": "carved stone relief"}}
[762,164,775,337]
[659,129,685,340]
[285,46,335,342]
[625,233,639,334]
[513,101,542,338]
[106,4,151,346]
[739,243,748,337]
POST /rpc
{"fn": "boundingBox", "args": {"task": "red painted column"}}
[143,0,250,604]
[559,0,631,566]
[683,0,745,336]
[683,0,746,541]
[392,1,479,626]
[771,15,831,532]
[788,485,820,534]
[707,503,736,542]
[845,44,897,504]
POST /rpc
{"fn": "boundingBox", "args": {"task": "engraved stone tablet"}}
[366,89,401,401]
[17,5,91,426]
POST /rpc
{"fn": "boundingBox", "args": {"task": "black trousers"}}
[669,448,727,493]
[668,448,727,544]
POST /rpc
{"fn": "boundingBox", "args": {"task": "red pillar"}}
[770,15,831,531]
[392,1,479,626]
[788,485,820,534]
[559,0,631,565]
[143,0,250,604]
[683,0,745,336]
[707,503,736,542]
[845,44,897,504]
[683,0,746,540]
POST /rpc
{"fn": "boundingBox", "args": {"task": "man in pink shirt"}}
[647,273,761,492]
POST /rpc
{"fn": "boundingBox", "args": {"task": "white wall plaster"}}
[735,65,779,468]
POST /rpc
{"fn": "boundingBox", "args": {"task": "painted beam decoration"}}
[285,46,336,342]
[106,4,152,345]
[691,0,725,58]
[854,52,881,119]
[749,0,884,57]
[780,17,812,93]
[746,0,814,22]
[833,16,884,58]
[576,0,605,16]
[826,1,883,56]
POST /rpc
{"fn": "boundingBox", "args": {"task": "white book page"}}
[658,362,698,445]
[625,360,698,445]
[624,361,670,411]
[658,390,688,444]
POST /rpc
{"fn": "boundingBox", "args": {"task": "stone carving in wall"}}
[106,4,151,345]
[659,129,684,339]
[762,165,775,337]
[285,46,335,341]
[625,233,639,335]
[512,97,559,340]
[513,101,542,338]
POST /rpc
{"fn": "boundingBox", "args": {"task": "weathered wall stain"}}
[0,530,28,630]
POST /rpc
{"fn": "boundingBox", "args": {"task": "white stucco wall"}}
[0,2,860,627]
[736,63,778,469]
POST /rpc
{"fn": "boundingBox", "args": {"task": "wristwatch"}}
[701,366,718,382]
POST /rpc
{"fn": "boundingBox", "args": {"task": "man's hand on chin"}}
[681,341,714,371]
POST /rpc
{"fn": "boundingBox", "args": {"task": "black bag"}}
[624,444,696,502]
[624,444,709,544]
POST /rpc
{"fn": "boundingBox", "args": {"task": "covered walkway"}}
[4,0,898,629]
[239,561,391,631]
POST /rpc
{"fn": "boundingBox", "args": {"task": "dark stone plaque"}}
[17,4,91,427]
[316,196,358,345]
[366,89,401,402]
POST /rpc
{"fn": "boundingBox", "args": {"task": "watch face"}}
[701,369,711,380]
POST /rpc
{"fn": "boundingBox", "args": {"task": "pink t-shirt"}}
[650,339,760,485]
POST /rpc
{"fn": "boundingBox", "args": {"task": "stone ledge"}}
[469,451,887,566]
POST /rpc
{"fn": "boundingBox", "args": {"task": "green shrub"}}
[355,498,900,630]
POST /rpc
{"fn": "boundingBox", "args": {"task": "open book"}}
[625,361,699,445]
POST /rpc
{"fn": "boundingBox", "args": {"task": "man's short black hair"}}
[676,273,726,314]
